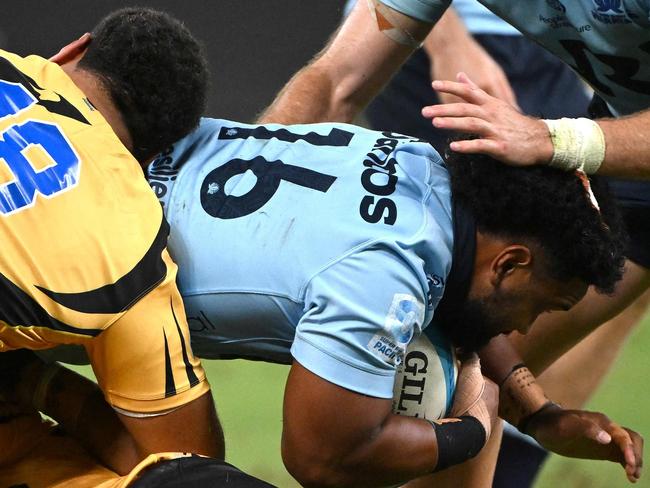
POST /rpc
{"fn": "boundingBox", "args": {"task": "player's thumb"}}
[587,423,612,445]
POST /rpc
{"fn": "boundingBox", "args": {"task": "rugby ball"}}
[392,329,458,420]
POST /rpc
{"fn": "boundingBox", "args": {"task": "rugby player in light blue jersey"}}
[259,2,650,484]
[146,118,638,487]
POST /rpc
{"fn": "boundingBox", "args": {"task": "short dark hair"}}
[445,147,627,294]
[78,7,208,161]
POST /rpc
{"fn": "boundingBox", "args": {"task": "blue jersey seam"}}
[180,288,303,304]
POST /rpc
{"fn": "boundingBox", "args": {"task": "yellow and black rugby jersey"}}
[0,50,208,412]
[0,413,196,488]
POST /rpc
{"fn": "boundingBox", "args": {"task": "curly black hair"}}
[78,8,208,162]
[445,147,627,294]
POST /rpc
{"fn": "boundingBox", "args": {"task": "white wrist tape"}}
[542,118,605,174]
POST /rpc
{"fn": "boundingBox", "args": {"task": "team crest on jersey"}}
[591,0,631,23]
[368,294,425,366]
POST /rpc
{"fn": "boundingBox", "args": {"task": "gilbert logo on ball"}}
[392,329,458,420]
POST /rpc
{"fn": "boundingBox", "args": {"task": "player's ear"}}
[50,33,92,65]
[490,245,532,287]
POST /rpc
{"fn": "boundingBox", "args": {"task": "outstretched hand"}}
[529,406,643,483]
[422,72,554,166]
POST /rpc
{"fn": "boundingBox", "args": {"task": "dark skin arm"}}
[12,357,223,475]
[282,356,498,487]
[282,361,483,488]
[479,335,643,482]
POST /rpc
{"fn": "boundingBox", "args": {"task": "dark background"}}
[3,1,346,121]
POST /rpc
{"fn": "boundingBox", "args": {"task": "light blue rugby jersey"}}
[381,0,650,115]
[147,118,457,401]
[452,0,519,35]
[344,0,519,35]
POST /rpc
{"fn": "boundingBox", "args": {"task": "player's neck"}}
[61,63,134,155]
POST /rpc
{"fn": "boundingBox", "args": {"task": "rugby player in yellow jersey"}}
[0,7,223,474]
[0,394,274,488]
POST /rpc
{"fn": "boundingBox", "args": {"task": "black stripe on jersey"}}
[36,217,170,314]
[171,297,200,388]
[218,125,354,146]
[0,56,90,125]
[163,328,177,398]
[0,271,100,336]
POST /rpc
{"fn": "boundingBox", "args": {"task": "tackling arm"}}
[479,335,643,483]
[6,353,222,476]
[423,74,650,180]
[281,360,496,488]
[257,0,432,124]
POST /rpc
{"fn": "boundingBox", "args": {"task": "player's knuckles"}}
[489,139,509,158]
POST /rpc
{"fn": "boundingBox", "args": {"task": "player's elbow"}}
[282,440,354,488]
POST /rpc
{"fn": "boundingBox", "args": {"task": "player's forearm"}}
[286,413,485,487]
[530,110,650,179]
[257,60,355,124]
[258,0,430,125]
[479,336,549,425]
[595,110,650,179]
[423,7,469,58]
[478,334,523,385]
[37,364,140,475]
[284,362,486,486]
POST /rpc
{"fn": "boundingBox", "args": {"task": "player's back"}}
[149,118,454,366]
[0,50,170,350]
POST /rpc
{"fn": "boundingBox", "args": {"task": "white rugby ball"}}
[392,330,458,420]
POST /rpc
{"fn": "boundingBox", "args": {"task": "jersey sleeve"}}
[85,249,209,413]
[292,246,429,399]
[379,0,450,23]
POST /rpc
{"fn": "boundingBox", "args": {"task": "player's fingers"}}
[609,424,635,462]
[621,428,643,481]
[607,425,641,482]
[422,102,485,120]
[431,116,492,135]
[457,351,480,366]
[456,71,479,90]
[448,138,505,158]
[431,79,488,105]
[49,32,91,63]
[494,74,519,109]
[437,92,465,105]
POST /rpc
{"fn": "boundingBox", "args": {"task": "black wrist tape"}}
[429,416,487,472]
[499,363,527,387]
